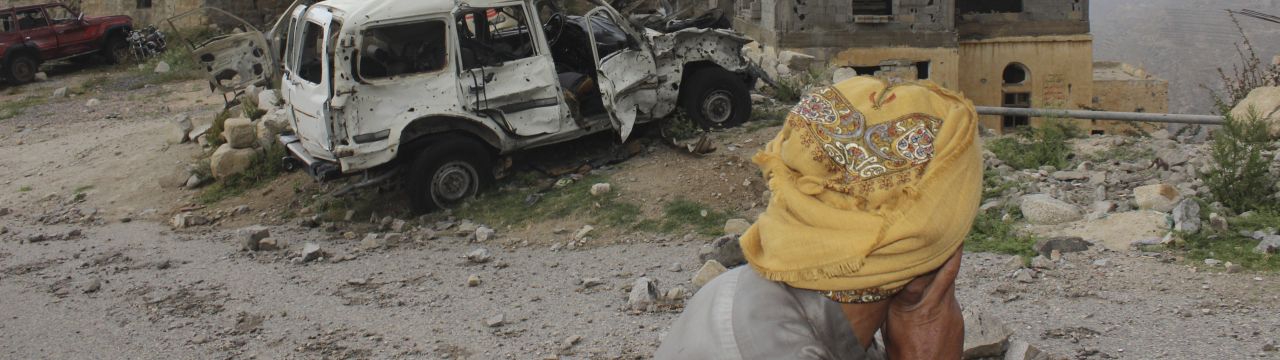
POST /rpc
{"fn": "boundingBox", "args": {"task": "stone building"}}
[1090,62,1169,135]
[3,0,294,28]
[735,0,1166,135]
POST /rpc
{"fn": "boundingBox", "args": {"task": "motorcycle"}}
[127,25,168,61]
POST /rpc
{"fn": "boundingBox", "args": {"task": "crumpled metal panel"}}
[192,31,273,93]
[647,27,753,119]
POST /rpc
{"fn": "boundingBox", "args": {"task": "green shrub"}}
[987,119,1078,170]
[197,143,288,204]
[965,209,1038,257]
[207,110,232,148]
[1200,109,1275,213]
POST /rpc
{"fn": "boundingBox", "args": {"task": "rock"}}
[667,262,683,272]
[301,242,324,262]
[1050,170,1090,181]
[390,219,409,232]
[237,225,270,251]
[723,218,751,235]
[465,248,492,263]
[467,274,482,287]
[573,225,594,241]
[158,170,189,189]
[1004,255,1025,270]
[475,226,495,242]
[1255,235,1280,254]
[1029,256,1055,270]
[33,72,47,81]
[963,310,1012,359]
[581,277,604,289]
[1209,213,1228,232]
[222,117,257,149]
[1033,236,1092,257]
[589,183,612,196]
[1085,201,1116,221]
[359,233,386,250]
[257,238,280,251]
[698,234,746,267]
[0,208,9,216]
[1226,262,1244,273]
[1151,129,1172,140]
[154,61,171,73]
[1004,340,1052,360]
[778,50,816,73]
[1019,194,1083,225]
[52,87,67,98]
[210,144,260,179]
[188,123,212,142]
[1156,148,1190,166]
[171,213,209,228]
[168,113,193,144]
[1204,258,1222,266]
[0,225,7,235]
[628,277,659,311]
[1229,86,1280,138]
[84,98,100,108]
[1171,200,1201,233]
[257,89,279,110]
[184,174,207,189]
[1092,258,1111,267]
[1134,184,1182,212]
[560,335,583,351]
[255,115,288,148]
[832,67,859,83]
[80,278,102,294]
[664,286,687,302]
[691,260,728,291]
[485,313,505,327]
[1014,268,1035,283]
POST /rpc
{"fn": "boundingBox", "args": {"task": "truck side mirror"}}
[76,12,84,23]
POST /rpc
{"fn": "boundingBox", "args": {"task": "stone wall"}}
[733,0,955,48]
[958,35,1096,133]
[1091,62,1168,135]
[956,0,1089,40]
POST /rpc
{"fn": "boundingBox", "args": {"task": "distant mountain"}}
[1092,1,1280,114]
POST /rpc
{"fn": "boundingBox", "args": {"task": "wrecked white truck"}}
[190,0,757,211]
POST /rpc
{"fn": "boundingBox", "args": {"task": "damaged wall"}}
[733,0,955,48]
[1090,61,1168,135]
[958,35,1095,132]
[956,0,1089,39]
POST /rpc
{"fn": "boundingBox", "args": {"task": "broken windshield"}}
[359,20,448,80]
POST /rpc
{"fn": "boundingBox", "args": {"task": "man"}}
[655,76,982,359]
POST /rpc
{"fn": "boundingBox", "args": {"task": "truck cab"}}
[197,0,756,212]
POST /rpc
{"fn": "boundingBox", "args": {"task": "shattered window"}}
[16,8,49,30]
[456,6,536,70]
[958,0,1023,14]
[298,21,325,84]
[359,20,447,80]
[46,6,74,24]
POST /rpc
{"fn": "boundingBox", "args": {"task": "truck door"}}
[14,7,56,58]
[283,7,338,155]
[46,5,92,56]
[583,7,657,142]
[454,4,565,136]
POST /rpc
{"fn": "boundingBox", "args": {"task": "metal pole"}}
[975,106,1225,125]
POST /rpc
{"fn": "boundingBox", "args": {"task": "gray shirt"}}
[654,267,867,360]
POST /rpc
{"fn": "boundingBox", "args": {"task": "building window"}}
[137,0,152,9]
[915,61,930,80]
[1002,92,1031,129]
[957,0,1022,14]
[1002,63,1028,85]
[851,0,892,16]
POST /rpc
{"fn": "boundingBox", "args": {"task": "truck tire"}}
[405,137,494,213]
[680,67,751,129]
[103,33,129,65]
[5,54,38,84]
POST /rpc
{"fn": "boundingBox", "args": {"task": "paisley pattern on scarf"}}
[788,86,944,194]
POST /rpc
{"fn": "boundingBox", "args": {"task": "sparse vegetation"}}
[661,111,706,141]
[18,186,32,192]
[241,97,267,121]
[197,143,289,204]
[1204,13,1280,108]
[1200,110,1275,213]
[449,174,642,230]
[1085,143,1155,163]
[765,68,828,103]
[636,199,735,236]
[0,97,49,121]
[127,44,205,88]
[207,110,233,148]
[746,103,789,132]
[1166,219,1280,271]
[987,119,1080,170]
[965,208,1038,258]
[73,185,94,194]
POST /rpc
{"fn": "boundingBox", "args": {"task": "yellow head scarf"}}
[742,77,982,292]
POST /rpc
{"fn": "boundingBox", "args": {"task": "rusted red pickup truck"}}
[0,2,132,84]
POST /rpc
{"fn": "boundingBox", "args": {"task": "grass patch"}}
[450,174,643,230]
[764,68,827,103]
[73,75,112,95]
[634,199,734,236]
[1174,232,1280,272]
[73,185,94,194]
[18,185,32,192]
[745,103,789,132]
[982,169,1020,199]
[0,96,48,121]
[128,45,206,88]
[206,110,233,148]
[197,143,288,204]
[987,119,1080,170]
[965,209,1038,258]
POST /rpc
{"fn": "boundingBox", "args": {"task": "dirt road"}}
[1,68,1277,359]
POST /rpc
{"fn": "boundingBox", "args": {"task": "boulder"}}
[1019,194,1083,225]
[1255,235,1280,254]
[832,67,859,84]
[465,248,492,263]
[255,113,288,148]
[33,72,47,81]
[301,242,324,262]
[590,183,612,196]
[221,117,257,149]
[1050,170,1090,181]
[1156,148,1190,166]
[257,89,280,111]
[85,98,100,108]
[1032,236,1092,258]
[189,123,213,142]
[474,226,495,242]
[1134,184,1181,212]
[52,87,67,98]
[698,234,746,267]
[1171,199,1201,233]
[778,51,816,73]
[168,114,193,144]
[237,226,270,251]
[691,259,728,291]
[171,213,208,228]
[1229,86,1280,138]
[627,277,659,311]
[963,310,1012,359]
[1004,340,1053,360]
[723,218,751,235]
[154,61,171,73]
[210,144,260,179]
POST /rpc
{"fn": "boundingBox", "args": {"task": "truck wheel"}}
[680,67,751,129]
[5,54,38,84]
[104,33,130,65]
[405,137,493,213]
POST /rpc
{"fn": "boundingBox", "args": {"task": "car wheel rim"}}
[112,44,130,61]
[431,161,478,205]
[12,60,33,80]
[701,90,733,124]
